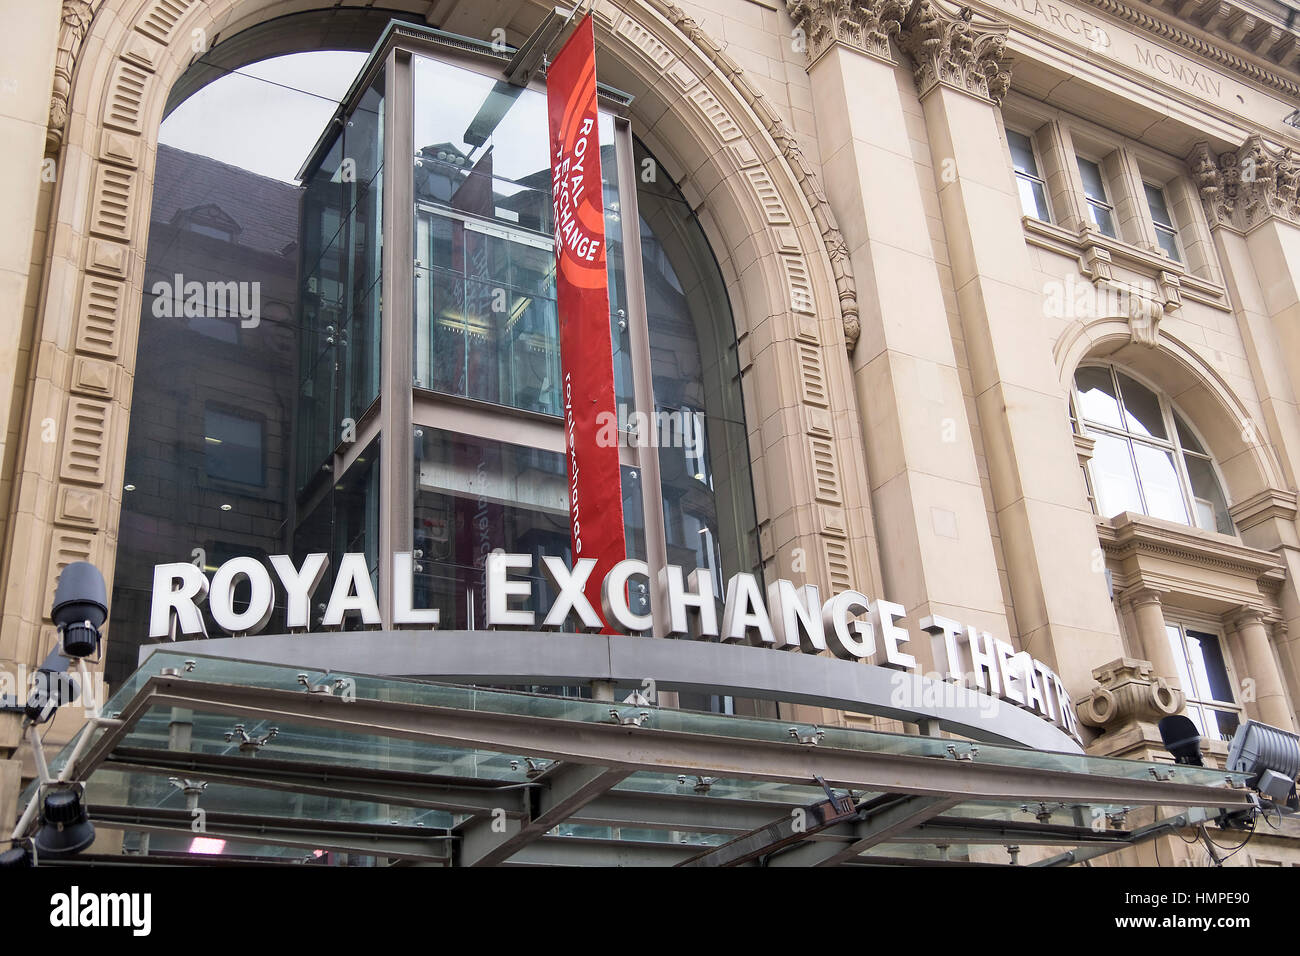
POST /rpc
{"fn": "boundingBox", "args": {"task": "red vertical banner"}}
[548,14,627,629]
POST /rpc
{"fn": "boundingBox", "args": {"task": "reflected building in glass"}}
[5,0,1300,868]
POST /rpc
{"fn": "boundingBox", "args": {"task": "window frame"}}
[1142,180,1183,263]
[1005,127,1052,222]
[202,402,266,489]
[1072,363,1235,536]
[1075,153,1118,239]
[1164,619,1243,743]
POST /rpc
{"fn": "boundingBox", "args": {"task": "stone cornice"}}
[1188,134,1300,231]
[1078,0,1300,98]
[1098,511,1287,583]
[1228,487,1300,532]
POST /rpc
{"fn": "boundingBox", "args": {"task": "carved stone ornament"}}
[1126,290,1163,347]
[1076,657,1184,732]
[48,0,98,156]
[1188,135,1300,232]
[897,0,1013,105]
[786,0,909,63]
[661,0,862,351]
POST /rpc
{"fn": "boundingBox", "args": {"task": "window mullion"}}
[613,117,670,638]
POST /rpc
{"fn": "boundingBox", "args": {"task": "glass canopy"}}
[18,650,1253,867]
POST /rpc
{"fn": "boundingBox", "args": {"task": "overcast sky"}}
[159,52,369,184]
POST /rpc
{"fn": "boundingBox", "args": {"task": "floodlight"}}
[33,788,95,858]
[0,843,33,867]
[50,561,108,659]
[1226,719,1300,803]
[1158,714,1204,766]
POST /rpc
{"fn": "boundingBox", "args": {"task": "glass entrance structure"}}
[105,20,758,694]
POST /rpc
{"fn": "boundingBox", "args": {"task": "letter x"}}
[540,556,604,630]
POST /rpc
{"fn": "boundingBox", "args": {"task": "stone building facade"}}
[2,0,1300,865]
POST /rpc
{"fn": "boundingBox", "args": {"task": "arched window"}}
[1071,364,1233,535]
[105,26,758,693]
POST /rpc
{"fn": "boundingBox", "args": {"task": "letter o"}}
[209,556,275,635]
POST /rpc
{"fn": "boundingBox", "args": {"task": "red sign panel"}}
[547,13,627,629]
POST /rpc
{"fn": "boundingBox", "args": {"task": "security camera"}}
[50,561,108,660]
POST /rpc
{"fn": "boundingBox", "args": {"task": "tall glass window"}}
[1076,156,1117,238]
[1006,129,1051,222]
[1073,364,1234,535]
[1144,182,1182,262]
[1166,623,1240,741]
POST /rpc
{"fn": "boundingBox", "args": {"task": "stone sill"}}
[1022,216,1230,311]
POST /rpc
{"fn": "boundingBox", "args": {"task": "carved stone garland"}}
[48,0,99,156]
[1188,134,1300,232]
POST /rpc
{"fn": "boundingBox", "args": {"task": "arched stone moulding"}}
[7,0,882,678]
[1053,317,1287,505]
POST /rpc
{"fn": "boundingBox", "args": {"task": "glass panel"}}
[1155,225,1182,262]
[1184,454,1233,535]
[204,407,264,485]
[1144,182,1174,228]
[1205,707,1241,743]
[1016,175,1051,221]
[635,138,760,586]
[100,648,1253,790]
[1132,442,1189,523]
[1090,434,1143,518]
[1116,372,1168,440]
[413,57,549,197]
[1074,366,1123,429]
[1167,624,1196,696]
[1185,629,1235,704]
[411,56,625,416]
[108,54,373,688]
[413,428,569,629]
[1007,130,1040,175]
[415,213,561,414]
[1077,157,1108,201]
[1175,413,1206,454]
[1087,200,1118,238]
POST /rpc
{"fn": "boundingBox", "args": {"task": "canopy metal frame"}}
[16,661,1258,867]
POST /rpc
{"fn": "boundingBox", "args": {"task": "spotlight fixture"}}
[50,560,108,660]
[1158,714,1204,766]
[1226,719,1300,804]
[0,843,33,867]
[33,788,96,858]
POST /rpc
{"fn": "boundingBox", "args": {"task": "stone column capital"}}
[1188,136,1300,233]
[1119,584,1166,611]
[896,0,1014,106]
[1230,604,1270,631]
[786,0,907,65]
